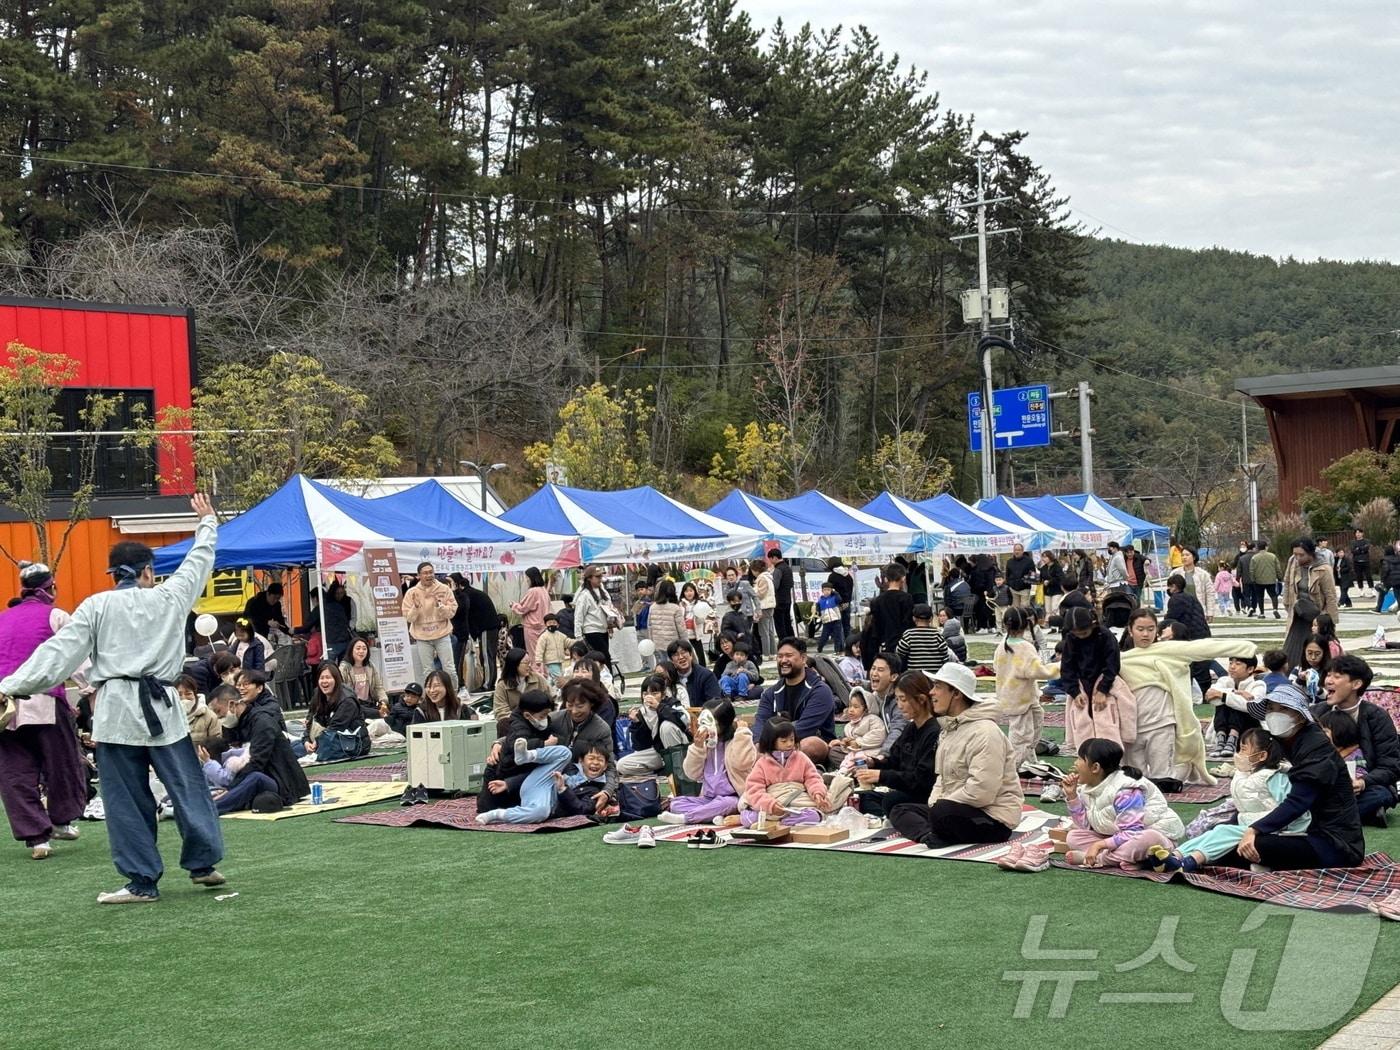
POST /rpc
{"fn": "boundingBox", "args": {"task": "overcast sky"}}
[740,0,1400,262]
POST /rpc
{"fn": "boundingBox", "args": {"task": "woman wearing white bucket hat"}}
[888,662,1023,849]
[1228,684,1365,870]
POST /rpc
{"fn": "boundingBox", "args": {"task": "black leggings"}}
[890,800,1014,849]
[1213,705,1255,735]
[1219,832,1348,871]
[583,631,611,662]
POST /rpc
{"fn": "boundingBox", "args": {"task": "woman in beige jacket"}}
[645,580,689,655]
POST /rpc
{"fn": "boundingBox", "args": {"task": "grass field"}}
[5,613,1398,1050]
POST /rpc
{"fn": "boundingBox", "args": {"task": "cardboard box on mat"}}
[730,822,791,842]
[788,825,849,844]
[407,719,497,793]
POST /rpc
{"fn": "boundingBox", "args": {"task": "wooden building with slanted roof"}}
[1236,365,1400,510]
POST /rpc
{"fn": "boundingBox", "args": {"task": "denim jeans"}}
[96,737,224,896]
[491,745,573,823]
[216,771,278,815]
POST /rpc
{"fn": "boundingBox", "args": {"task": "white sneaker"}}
[657,811,688,825]
[97,886,158,904]
[51,824,79,841]
[82,798,105,821]
[30,841,52,860]
[474,810,504,824]
[637,825,656,849]
[602,824,644,845]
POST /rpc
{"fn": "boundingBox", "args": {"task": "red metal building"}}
[0,296,199,605]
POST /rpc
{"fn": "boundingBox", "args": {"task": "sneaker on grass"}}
[97,886,158,905]
[637,825,656,849]
[30,841,52,860]
[602,824,644,844]
[191,870,226,887]
[51,823,79,841]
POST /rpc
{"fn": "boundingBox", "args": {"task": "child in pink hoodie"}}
[741,719,830,827]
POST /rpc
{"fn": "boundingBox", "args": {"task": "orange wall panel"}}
[0,518,194,611]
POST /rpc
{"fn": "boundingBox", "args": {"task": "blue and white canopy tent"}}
[706,489,925,562]
[862,492,1038,554]
[501,484,765,564]
[1059,493,1169,546]
[976,494,1127,551]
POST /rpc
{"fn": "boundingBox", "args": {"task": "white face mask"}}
[221,710,241,729]
[1263,712,1299,738]
[526,715,549,731]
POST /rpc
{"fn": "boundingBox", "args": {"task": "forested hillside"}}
[1,0,1395,523]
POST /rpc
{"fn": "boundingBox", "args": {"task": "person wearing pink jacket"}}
[740,718,833,827]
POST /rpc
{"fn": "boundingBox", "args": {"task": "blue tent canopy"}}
[151,475,461,574]
[1060,493,1169,544]
[977,494,1126,549]
[706,490,923,559]
[502,484,763,562]
[862,492,1033,553]
[370,479,528,544]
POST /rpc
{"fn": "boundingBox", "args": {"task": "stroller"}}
[1101,588,1137,629]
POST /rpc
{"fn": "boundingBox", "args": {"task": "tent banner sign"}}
[364,546,416,693]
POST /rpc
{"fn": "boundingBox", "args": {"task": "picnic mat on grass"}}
[649,807,1066,863]
[222,782,403,820]
[1018,775,1231,805]
[1049,851,1400,913]
[334,794,594,833]
[313,761,408,783]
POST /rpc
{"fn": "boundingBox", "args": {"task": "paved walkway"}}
[1319,984,1400,1049]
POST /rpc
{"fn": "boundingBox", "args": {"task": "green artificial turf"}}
[6,615,1398,1050]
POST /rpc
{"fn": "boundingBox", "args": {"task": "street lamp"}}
[593,346,647,384]
[459,460,508,511]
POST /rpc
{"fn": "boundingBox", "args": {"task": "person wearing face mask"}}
[534,613,571,684]
[1147,726,1309,873]
[209,670,309,814]
[1224,685,1366,870]
[476,690,575,824]
[659,699,756,826]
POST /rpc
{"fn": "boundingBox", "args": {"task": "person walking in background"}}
[1249,541,1282,620]
[1180,548,1215,623]
[1004,543,1036,610]
[766,548,795,641]
[1335,546,1354,609]
[0,494,225,904]
[1038,551,1065,616]
[1352,528,1373,596]
[825,557,855,644]
[509,566,552,673]
[462,574,500,691]
[752,558,778,661]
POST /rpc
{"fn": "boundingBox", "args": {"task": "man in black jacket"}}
[1004,543,1036,610]
[460,575,500,691]
[219,671,310,813]
[1352,528,1373,593]
[767,548,795,640]
[1317,655,1400,827]
[667,640,721,707]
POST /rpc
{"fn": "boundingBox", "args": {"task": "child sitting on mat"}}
[741,718,832,827]
[660,699,757,825]
[1320,709,1369,782]
[1146,726,1307,872]
[838,637,866,688]
[1059,737,1185,867]
[718,638,762,699]
[826,687,886,769]
[552,744,620,821]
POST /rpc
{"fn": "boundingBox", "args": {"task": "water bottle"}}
[311,782,324,806]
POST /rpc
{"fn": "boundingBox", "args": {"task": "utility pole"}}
[952,151,1014,500]
[1240,397,1260,540]
[1078,380,1095,494]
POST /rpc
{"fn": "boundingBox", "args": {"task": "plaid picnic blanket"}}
[314,761,408,783]
[1049,851,1400,913]
[334,795,595,833]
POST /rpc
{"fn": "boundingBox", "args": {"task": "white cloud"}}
[740,0,1400,260]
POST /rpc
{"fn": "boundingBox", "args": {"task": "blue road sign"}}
[967,384,1052,452]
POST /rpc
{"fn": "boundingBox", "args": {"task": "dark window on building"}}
[46,388,157,496]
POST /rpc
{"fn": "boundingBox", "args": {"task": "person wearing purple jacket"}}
[0,562,90,861]
[753,637,837,765]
